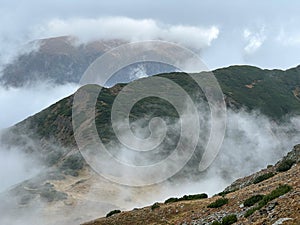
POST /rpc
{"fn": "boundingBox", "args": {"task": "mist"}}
[103,108,300,203]
[0,144,42,192]
[0,81,79,129]
[1,0,300,224]
[2,1,300,73]
[0,96,300,224]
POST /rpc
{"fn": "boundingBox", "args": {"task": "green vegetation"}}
[245,184,292,217]
[211,214,237,225]
[59,153,84,176]
[151,202,160,210]
[258,184,292,207]
[46,150,64,166]
[253,172,275,184]
[106,209,121,218]
[244,207,257,218]
[217,189,237,197]
[243,195,264,207]
[214,65,300,119]
[15,65,300,173]
[164,193,208,204]
[39,183,68,202]
[27,66,300,149]
[276,159,296,172]
[207,198,229,208]
[40,189,68,202]
[221,214,237,225]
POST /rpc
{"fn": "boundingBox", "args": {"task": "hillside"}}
[82,145,300,225]
[0,36,123,86]
[0,36,175,87]
[214,65,300,118]
[1,66,300,224]
[9,65,300,147]
[3,67,300,185]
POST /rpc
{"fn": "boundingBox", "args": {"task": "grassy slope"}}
[82,146,300,225]
[21,65,300,145]
[6,65,300,175]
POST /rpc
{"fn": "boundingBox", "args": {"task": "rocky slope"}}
[82,145,300,225]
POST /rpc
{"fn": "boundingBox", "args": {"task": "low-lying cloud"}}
[1,0,300,72]
[38,17,219,50]
[0,82,79,129]
[0,97,300,224]
[107,108,300,199]
[0,144,42,193]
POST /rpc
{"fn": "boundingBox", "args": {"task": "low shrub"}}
[164,193,208,204]
[276,159,295,172]
[165,197,178,204]
[243,195,264,207]
[258,184,292,208]
[151,202,160,210]
[62,154,84,170]
[253,172,275,184]
[221,214,237,225]
[245,207,259,218]
[106,209,121,217]
[244,184,292,218]
[217,189,237,197]
[181,193,208,200]
[211,214,237,225]
[40,189,68,202]
[207,198,228,208]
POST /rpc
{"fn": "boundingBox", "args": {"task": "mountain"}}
[1,65,300,224]
[0,36,123,86]
[3,66,300,187]
[214,65,300,118]
[82,145,300,225]
[8,66,300,149]
[0,36,176,87]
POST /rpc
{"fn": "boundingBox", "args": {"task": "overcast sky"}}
[1,0,300,70]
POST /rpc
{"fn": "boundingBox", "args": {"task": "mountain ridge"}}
[1,64,300,225]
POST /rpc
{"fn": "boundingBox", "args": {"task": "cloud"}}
[1,1,300,71]
[0,91,300,224]
[243,27,266,54]
[35,17,219,50]
[84,97,300,198]
[0,145,42,193]
[0,82,79,129]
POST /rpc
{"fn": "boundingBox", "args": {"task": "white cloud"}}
[35,17,219,50]
[0,145,41,192]
[1,0,300,70]
[243,27,266,54]
[0,82,79,129]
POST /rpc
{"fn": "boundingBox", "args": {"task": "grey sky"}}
[1,0,300,69]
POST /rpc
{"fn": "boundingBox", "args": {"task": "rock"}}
[259,209,268,215]
[272,218,293,225]
[267,202,278,211]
